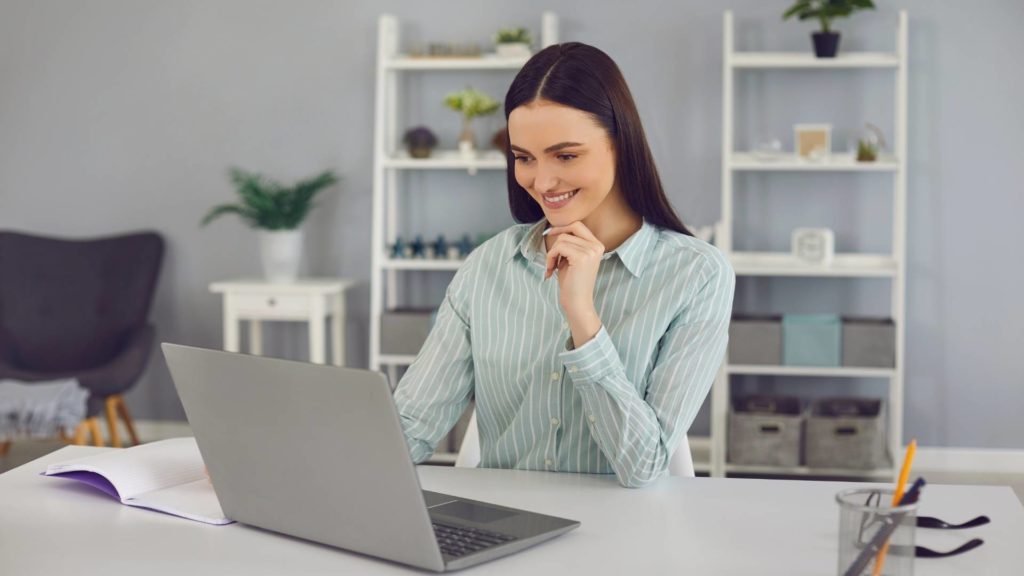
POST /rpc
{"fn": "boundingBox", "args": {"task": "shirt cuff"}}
[558,326,623,387]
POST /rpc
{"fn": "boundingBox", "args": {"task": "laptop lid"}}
[162,343,446,572]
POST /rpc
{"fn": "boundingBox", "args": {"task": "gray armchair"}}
[0,231,164,449]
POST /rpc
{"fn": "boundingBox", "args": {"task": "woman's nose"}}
[533,165,559,193]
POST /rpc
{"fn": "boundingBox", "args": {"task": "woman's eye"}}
[557,154,577,162]
[513,156,532,164]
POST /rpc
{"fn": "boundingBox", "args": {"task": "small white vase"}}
[259,229,303,283]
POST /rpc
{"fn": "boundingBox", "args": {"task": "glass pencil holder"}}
[836,488,918,576]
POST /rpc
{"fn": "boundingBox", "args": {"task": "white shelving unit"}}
[709,10,909,479]
[369,14,560,461]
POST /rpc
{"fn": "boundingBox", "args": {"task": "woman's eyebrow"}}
[509,141,585,154]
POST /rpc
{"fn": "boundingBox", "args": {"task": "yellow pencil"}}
[872,439,917,576]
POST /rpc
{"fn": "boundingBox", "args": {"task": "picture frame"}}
[794,124,832,160]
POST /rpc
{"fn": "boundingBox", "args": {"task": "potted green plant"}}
[856,123,887,162]
[402,126,438,158]
[201,167,338,282]
[783,0,876,58]
[443,88,500,158]
[494,27,532,58]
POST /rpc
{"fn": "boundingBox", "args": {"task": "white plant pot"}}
[496,43,531,58]
[259,229,303,283]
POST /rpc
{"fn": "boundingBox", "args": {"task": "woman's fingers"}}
[545,241,590,279]
[545,221,604,249]
[544,234,603,278]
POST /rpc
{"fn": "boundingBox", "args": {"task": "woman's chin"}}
[542,210,582,226]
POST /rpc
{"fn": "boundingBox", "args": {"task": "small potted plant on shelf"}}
[444,87,500,159]
[403,126,438,159]
[494,27,532,58]
[856,123,887,162]
[783,0,876,58]
[200,167,338,283]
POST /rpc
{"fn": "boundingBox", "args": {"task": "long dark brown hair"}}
[503,42,692,236]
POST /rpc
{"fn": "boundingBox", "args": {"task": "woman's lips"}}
[542,188,579,209]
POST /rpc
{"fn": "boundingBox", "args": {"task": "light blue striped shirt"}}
[394,219,735,487]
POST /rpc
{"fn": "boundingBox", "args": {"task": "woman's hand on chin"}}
[544,221,604,347]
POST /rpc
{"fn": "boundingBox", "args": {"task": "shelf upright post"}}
[889,9,909,478]
[710,10,736,478]
[371,15,399,373]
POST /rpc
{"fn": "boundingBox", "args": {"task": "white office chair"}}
[455,410,695,477]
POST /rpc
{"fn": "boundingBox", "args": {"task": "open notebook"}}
[42,437,232,525]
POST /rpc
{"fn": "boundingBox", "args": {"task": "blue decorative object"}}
[391,237,407,259]
[433,235,448,259]
[458,234,474,258]
[410,235,426,258]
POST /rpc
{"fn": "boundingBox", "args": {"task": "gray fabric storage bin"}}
[728,315,782,365]
[806,398,886,469]
[380,308,435,355]
[842,317,896,368]
[728,395,804,467]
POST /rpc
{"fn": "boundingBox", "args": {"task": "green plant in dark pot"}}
[783,0,876,58]
[201,167,338,282]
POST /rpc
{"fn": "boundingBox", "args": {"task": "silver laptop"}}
[162,343,579,572]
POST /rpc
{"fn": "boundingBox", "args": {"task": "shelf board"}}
[729,52,899,69]
[379,353,417,366]
[386,54,530,70]
[725,463,895,479]
[729,252,898,277]
[381,258,464,271]
[730,152,898,172]
[382,150,507,171]
[728,364,897,378]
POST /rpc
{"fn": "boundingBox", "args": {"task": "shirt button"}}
[550,371,559,381]
[544,458,553,467]
[550,417,559,427]
[588,414,596,423]
[568,366,578,373]
[562,321,569,331]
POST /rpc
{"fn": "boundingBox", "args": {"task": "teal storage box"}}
[783,314,841,367]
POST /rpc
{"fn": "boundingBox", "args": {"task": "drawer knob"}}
[267,298,277,307]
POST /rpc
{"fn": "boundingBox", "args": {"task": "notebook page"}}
[126,478,233,525]
[44,437,206,500]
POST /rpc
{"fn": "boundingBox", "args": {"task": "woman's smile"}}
[541,188,580,209]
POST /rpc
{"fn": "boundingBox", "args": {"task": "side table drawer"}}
[233,293,311,317]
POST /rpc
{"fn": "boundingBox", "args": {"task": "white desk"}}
[2,446,1022,575]
[210,279,355,366]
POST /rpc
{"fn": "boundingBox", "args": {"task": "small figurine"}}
[410,235,426,259]
[458,234,475,258]
[433,235,448,260]
[390,237,407,259]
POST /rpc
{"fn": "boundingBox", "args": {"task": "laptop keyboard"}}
[432,521,515,557]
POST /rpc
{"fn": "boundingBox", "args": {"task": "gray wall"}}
[1,0,1021,448]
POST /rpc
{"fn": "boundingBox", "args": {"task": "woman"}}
[394,42,734,488]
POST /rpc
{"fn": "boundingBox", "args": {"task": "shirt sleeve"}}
[559,253,735,487]
[393,264,475,464]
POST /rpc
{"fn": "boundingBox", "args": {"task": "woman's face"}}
[508,99,620,228]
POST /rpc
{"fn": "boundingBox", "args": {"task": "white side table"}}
[209,279,356,366]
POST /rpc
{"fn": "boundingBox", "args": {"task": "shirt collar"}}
[509,219,657,278]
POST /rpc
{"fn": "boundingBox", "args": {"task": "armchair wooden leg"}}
[88,418,103,447]
[0,441,10,457]
[105,396,122,448]
[68,419,91,445]
[114,395,140,446]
